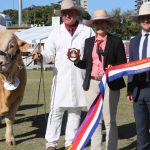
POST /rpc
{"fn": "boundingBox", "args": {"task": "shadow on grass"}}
[0,104,48,144]
[15,113,48,145]
[18,104,43,111]
[0,106,137,149]
[119,141,136,150]
[118,122,136,150]
[28,110,137,149]
[9,110,87,149]
[118,122,136,139]
[6,110,87,147]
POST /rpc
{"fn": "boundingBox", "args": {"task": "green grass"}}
[117,86,136,150]
[0,71,136,150]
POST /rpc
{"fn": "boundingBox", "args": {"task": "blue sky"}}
[0,0,135,15]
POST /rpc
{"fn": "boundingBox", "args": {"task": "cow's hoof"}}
[6,138,16,146]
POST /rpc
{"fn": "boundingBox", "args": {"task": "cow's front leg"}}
[0,89,9,116]
[4,96,23,146]
[5,118,15,146]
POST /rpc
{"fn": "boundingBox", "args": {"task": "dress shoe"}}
[46,147,56,150]
[65,145,71,150]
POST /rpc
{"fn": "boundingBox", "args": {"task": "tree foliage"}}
[109,8,140,39]
[2,5,57,26]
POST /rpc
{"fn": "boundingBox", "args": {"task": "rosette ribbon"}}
[68,57,150,150]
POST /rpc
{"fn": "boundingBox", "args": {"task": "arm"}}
[41,31,56,64]
[32,31,56,64]
[75,38,89,69]
[105,37,127,71]
[127,39,135,103]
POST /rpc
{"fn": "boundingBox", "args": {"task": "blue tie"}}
[141,34,149,82]
[142,34,149,59]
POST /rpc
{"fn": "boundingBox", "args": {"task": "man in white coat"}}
[32,0,94,150]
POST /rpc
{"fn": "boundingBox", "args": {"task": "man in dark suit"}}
[68,10,126,150]
[127,3,150,150]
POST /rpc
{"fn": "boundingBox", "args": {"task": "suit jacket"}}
[127,33,150,94]
[76,33,127,91]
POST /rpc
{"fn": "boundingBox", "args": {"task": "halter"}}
[0,48,23,76]
[0,49,20,62]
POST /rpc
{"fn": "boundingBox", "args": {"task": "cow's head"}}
[0,30,29,83]
[0,30,29,73]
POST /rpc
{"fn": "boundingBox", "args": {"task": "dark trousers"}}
[133,86,150,150]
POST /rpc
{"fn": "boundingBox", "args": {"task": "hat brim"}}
[91,16,112,21]
[130,14,150,22]
[90,16,119,24]
[54,6,84,16]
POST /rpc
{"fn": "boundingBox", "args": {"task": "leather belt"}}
[91,76,102,81]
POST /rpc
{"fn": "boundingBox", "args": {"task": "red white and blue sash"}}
[69,57,150,150]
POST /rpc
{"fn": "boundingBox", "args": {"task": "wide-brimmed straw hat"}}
[131,3,150,22]
[55,0,84,16]
[90,10,117,23]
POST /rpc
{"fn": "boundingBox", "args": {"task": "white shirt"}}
[139,30,150,59]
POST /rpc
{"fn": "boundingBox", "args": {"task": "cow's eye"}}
[10,44,14,49]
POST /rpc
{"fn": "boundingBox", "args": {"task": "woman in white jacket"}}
[32,0,94,150]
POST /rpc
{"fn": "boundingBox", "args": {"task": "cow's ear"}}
[18,41,29,52]
[15,35,29,52]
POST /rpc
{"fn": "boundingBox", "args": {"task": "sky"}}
[0,0,135,15]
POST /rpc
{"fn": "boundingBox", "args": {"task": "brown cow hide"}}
[0,29,29,146]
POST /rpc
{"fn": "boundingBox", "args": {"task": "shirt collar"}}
[65,21,79,31]
[95,35,107,43]
[142,30,150,36]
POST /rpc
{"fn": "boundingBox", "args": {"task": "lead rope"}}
[34,60,47,120]
[34,57,47,120]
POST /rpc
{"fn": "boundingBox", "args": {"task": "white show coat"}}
[42,23,95,107]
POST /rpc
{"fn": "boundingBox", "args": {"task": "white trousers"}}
[85,79,120,150]
[45,107,81,148]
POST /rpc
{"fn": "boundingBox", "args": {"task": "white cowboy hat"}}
[90,10,118,24]
[55,0,84,16]
[131,3,150,22]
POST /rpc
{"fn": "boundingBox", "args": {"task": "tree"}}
[109,8,140,40]
[23,5,53,26]
[82,11,91,20]
[109,8,122,37]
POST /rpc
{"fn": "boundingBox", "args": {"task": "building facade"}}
[0,13,12,27]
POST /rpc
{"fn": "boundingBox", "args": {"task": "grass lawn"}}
[0,70,136,150]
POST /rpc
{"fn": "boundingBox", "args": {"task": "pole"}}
[18,0,22,26]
